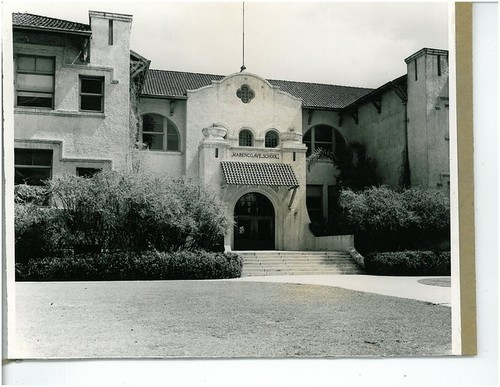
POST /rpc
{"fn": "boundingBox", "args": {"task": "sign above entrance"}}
[231,151,279,160]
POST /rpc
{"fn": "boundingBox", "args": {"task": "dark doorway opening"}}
[234,192,275,250]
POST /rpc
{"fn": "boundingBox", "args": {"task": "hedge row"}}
[364,251,451,276]
[338,186,450,254]
[15,250,242,281]
[15,171,232,263]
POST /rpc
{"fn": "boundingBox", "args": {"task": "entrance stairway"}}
[238,251,364,277]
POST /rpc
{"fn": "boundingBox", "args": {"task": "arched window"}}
[265,130,279,148]
[239,129,253,147]
[141,113,180,151]
[303,125,341,157]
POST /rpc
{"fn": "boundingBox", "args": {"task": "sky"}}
[4,1,449,88]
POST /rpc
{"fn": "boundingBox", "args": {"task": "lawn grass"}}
[14,280,451,358]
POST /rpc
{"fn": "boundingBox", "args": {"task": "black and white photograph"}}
[2,0,489,377]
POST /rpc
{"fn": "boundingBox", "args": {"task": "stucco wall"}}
[191,74,317,250]
[14,139,112,177]
[137,97,186,176]
[186,72,303,176]
[14,12,132,172]
[342,90,406,188]
[299,97,407,189]
[302,109,343,185]
[407,51,449,190]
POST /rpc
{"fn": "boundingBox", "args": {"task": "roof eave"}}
[302,105,343,112]
[404,48,449,63]
[342,74,407,111]
[139,94,188,100]
[13,25,91,36]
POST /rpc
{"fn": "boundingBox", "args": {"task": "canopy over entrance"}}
[221,161,299,187]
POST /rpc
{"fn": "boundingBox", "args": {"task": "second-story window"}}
[265,130,279,148]
[141,113,180,151]
[239,129,253,147]
[15,55,55,109]
[303,125,335,157]
[80,76,104,112]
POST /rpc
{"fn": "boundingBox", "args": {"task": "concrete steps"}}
[237,251,364,277]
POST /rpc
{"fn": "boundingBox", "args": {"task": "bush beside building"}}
[338,186,450,275]
[14,171,242,281]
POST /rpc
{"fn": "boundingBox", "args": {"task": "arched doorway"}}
[234,192,275,250]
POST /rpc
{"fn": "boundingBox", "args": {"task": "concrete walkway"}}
[230,275,452,306]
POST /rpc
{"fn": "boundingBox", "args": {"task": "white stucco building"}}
[11,11,449,252]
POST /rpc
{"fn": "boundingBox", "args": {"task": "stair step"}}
[242,263,359,268]
[242,270,363,276]
[238,250,364,277]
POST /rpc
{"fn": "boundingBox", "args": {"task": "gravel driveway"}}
[12,280,451,358]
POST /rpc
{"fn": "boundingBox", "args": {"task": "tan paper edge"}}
[455,2,477,356]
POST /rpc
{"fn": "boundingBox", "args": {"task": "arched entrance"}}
[234,192,275,250]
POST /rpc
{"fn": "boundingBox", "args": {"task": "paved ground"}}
[231,275,452,306]
[12,278,451,359]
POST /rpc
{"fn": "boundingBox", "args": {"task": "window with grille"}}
[141,113,180,151]
[265,130,279,148]
[239,129,253,147]
[80,76,104,112]
[236,84,255,103]
[15,55,55,108]
[15,149,53,186]
[303,125,335,157]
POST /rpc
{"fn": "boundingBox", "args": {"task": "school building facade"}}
[11,11,449,251]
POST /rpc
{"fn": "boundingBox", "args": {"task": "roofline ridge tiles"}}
[268,77,374,92]
[147,68,225,79]
[147,68,374,92]
[12,12,91,32]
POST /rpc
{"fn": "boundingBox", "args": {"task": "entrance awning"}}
[221,161,299,187]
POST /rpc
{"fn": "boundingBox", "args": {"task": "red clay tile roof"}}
[269,79,373,109]
[221,161,299,187]
[13,13,91,34]
[142,69,373,110]
[142,70,224,99]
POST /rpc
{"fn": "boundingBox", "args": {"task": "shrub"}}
[15,172,231,264]
[338,186,450,254]
[364,251,451,276]
[14,184,49,205]
[15,250,243,281]
[14,190,70,264]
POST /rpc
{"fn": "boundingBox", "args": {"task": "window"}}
[265,130,279,148]
[236,84,255,103]
[15,149,53,186]
[15,55,55,108]
[80,76,104,112]
[303,125,335,157]
[239,129,253,147]
[141,113,180,151]
[76,167,101,178]
[306,185,323,222]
